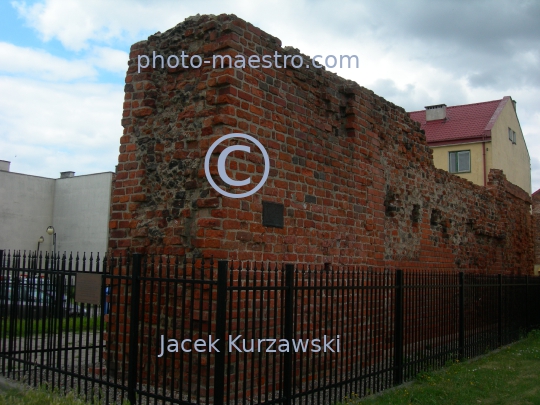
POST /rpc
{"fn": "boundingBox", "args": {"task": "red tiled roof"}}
[409,97,511,146]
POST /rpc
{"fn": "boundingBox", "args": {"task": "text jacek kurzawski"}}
[157,335,340,356]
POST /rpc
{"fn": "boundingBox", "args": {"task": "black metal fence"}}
[1,249,540,404]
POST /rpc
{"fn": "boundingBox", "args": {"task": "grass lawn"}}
[1,316,103,337]
[341,329,540,405]
[0,384,95,405]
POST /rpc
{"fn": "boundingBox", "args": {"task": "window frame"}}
[448,150,471,174]
[509,127,517,144]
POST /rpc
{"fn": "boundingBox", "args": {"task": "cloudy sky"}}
[1,0,539,190]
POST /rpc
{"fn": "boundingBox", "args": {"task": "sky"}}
[1,0,539,190]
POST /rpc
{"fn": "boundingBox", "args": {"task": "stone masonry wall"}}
[109,13,533,274]
[105,14,534,402]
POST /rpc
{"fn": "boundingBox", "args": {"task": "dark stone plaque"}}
[75,273,102,305]
[262,201,284,228]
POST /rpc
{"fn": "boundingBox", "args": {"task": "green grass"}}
[0,380,130,405]
[340,329,540,405]
[0,385,97,405]
[1,316,103,337]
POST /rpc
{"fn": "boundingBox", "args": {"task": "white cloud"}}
[7,0,540,191]
[0,42,128,80]
[0,76,123,177]
[87,46,129,74]
[12,0,230,50]
[0,42,97,80]
[13,0,136,51]
[531,156,540,193]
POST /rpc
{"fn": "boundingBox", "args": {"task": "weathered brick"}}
[132,107,154,117]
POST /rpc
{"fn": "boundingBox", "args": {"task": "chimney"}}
[60,171,75,178]
[0,160,10,172]
[425,104,447,121]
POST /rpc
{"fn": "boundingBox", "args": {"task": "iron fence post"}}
[214,261,228,405]
[8,261,19,375]
[498,274,502,347]
[525,275,529,333]
[458,272,464,361]
[393,269,404,386]
[283,264,294,405]
[127,253,142,405]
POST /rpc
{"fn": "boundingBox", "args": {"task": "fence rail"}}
[1,249,540,404]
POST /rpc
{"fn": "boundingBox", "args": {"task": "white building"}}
[0,160,113,256]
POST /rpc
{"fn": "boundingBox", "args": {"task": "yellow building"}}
[409,97,531,194]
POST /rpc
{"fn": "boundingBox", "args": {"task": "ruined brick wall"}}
[109,13,533,273]
[105,14,535,401]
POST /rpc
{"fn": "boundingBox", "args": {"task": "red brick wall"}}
[110,13,533,274]
[106,16,534,398]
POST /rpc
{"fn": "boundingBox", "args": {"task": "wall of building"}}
[0,171,55,252]
[491,100,531,194]
[53,173,113,255]
[0,169,113,256]
[110,13,533,274]
[431,141,491,186]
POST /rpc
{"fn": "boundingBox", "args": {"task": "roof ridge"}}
[484,97,510,133]
[408,98,505,113]
[446,98,503,110]
[407,97,512,145]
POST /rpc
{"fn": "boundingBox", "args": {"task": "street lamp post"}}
[46,225,62,317]
[37,236,44,254]
[46,226,56,256]
[36,235,44,269]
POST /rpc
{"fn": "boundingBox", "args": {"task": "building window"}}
[449,150,470,173]
[509,127,516,144]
